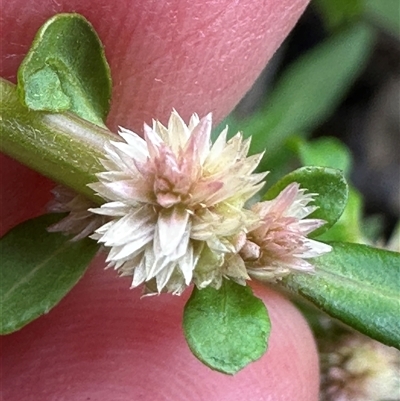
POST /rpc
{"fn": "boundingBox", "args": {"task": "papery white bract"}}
[241,182,332,281]
[89,111,266,295]
[47,185,108,241]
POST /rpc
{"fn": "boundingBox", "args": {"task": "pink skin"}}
[1,1,319,400]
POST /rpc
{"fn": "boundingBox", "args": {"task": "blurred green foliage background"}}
[215,0,400,247]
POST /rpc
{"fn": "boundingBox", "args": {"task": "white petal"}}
[224,254,250,280]
[92,220,115,236]
[89,201,130,217]
[295,219,326,235]
[156,207,190,256]
[294,239,332,258]
[118,127,149,162]
[106,237,149,261]
[288,203,318,219]
[110,220,155,248]
[101,207,156,246]
[155,262,177,291]
[96,171,130,183]
[144,123,164,159]
[178,244,195,284]
[204,126,228,172]
[167,109,191,150]
[88,182,120,202]
[238,136,252,158]
[207,236,235,253]
[103,144,138,175]
[188,113,200,130]
[104,179,153,204]
[131,256,147,288]
[171,223,191,261]
[270,183,299,216]
[111,141,148,164]
[184,113,212,165]
[146,255,170,280]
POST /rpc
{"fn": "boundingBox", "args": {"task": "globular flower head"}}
[89,111,266,295]
[241,182,332,281]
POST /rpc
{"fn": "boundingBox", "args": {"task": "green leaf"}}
[219,23,375,172]
[17,13,112,127]
[365,0,400,37]
[314,0,365,30]
[183,280,270,374]
[264,166,349,237]
[0,214,98,334]
[361,214,386,244]
[282,242,400,349]
[291,138,362,242]
[294,136,352,177]
[317,188,363,243]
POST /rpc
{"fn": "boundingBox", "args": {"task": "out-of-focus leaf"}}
[293,136,352,177]
[386,222,400,253]
[365,0,400,37]
[361,214,386,244]
[0,214,98,334]
[218,23,375,173]
[314,0,365,30]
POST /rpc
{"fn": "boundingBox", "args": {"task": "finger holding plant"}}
[1,3,399,401]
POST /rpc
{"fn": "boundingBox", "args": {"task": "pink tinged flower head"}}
[89,111,266,295]
[242,182,332,281]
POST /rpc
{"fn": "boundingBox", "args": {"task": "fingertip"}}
[2,260,319,401]
[0,154,54,236]
[251,282,320,400]
[1,0,310,224]
[2,0,310,130]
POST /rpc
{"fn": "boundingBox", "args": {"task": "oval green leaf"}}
[264,166,349,237]
[317,188,363,243]
[183,280,270,374]
[0,214,99,334]
[17,13,112,127]
[282,242,400,349]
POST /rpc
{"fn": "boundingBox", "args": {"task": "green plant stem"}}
[0,78,115,203]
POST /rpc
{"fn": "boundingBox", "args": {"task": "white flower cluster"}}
[50,111,331,295]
